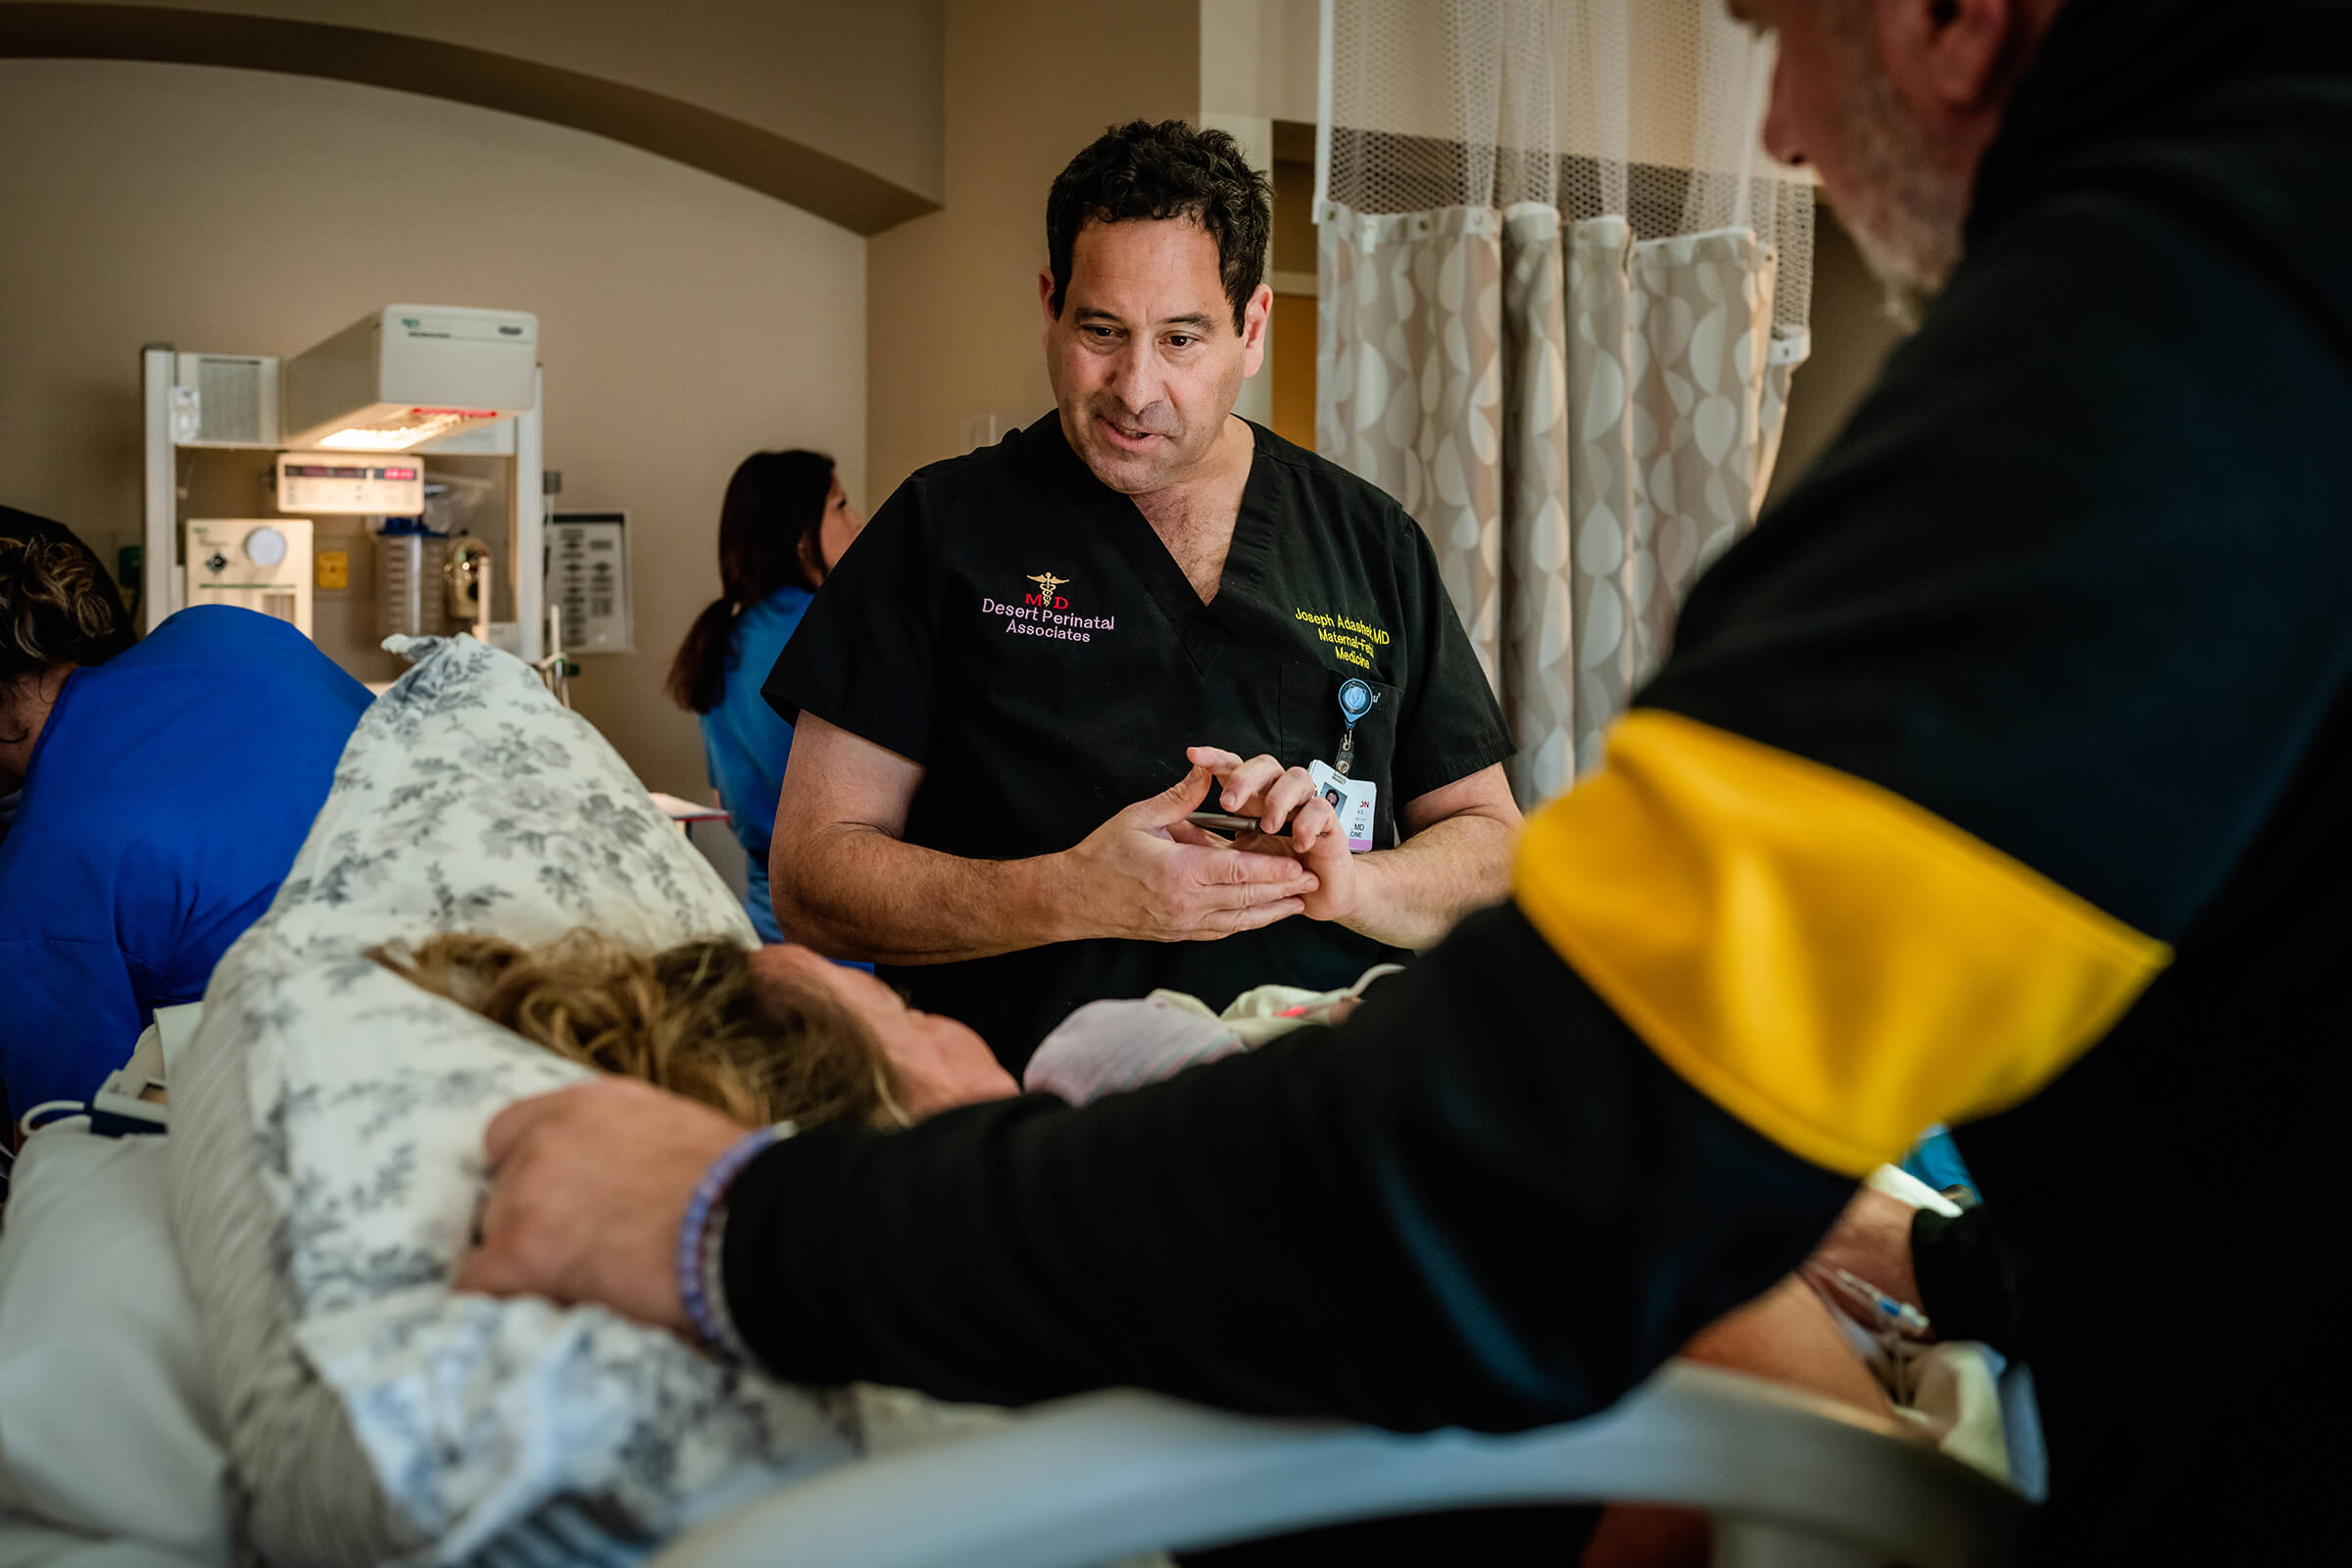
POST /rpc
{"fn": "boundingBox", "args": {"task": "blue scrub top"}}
[699,585,813,944]
[0,606,370,1118]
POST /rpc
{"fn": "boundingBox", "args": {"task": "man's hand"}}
[1187,746,1364,925]
[1061,763,1321,941]
[452,1078,747,1331]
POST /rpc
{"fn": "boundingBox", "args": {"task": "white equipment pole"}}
[513,367,546,665]
[138,346,177,632]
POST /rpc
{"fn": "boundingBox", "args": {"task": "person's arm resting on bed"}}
[453,894,1868,1429]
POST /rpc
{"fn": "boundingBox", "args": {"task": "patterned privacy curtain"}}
[1315,0,1813,802]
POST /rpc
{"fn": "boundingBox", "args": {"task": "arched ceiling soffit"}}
[0,2,941,235]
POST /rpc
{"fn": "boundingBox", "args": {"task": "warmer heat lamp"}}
[281,305,538,453]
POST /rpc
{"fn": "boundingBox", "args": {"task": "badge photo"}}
[1306,760,1377,854]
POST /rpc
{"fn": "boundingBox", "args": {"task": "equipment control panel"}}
[276,453,426,515]
[186,517,315,636]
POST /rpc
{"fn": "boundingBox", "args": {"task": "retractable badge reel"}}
[1314,678,1383,853]
[1334,678,1378,776]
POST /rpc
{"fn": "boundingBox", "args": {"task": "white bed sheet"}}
[0,1129,228,1564]
[0,1513,208,1568]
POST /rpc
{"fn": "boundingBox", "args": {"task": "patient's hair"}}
[1,506,134,743]
[372,932,907,1130]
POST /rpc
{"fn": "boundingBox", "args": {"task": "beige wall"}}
[863,0,1202,506]
[0,58,866,797]
[1200,0,1318,125]
[16,0,946,205]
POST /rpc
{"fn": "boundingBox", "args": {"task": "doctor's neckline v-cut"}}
[1044,415,1281,669]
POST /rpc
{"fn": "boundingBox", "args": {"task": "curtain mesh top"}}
[1322,0,1815,329]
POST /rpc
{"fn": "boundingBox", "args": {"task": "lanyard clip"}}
[1335,678,1378,777]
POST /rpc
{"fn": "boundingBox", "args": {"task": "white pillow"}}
[166,635,856,1567]
[0,1514,217,1568]
[0,1130,230,1563]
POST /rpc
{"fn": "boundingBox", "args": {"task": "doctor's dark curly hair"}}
[1,506,134,743]
[1046,119,1271,331]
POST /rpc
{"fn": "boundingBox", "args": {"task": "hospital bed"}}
[0,1362,2023,1568]
[1,627,2028,1567]
[4,1011,2026,1568]
[655,1364,2025,1568]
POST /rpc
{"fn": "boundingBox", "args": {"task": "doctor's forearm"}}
[1338,811,1518,951]
[770,827,1075,964]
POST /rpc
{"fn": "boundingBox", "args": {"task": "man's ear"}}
[1238,282,1274,379]
[1878,0,2021,111]
[1039,267,1059,326]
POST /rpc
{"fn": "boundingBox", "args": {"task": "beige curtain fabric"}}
[1314,208,1511,675]
[1319,206,1802,804]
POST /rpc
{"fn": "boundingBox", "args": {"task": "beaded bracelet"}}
[677,1121,795,1361]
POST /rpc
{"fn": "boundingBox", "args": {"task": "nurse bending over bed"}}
[0,507,371,1133]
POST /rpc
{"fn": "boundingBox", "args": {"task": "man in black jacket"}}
[459,0,2348,1555]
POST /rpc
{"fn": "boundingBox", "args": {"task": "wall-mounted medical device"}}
[546,511,633,654]
[281,305,538,453]
[275,453,425,514]
[185,518,314,635]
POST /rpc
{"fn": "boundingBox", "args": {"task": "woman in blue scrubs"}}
[667,452,864,943]
[0,507,370,1128]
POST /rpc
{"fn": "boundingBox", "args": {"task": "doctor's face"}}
[1042,217,1269,497]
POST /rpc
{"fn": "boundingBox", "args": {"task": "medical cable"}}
[16,1099,92,1140]
[1809,1264,1934,1338]
[1801,1261,1935,1405]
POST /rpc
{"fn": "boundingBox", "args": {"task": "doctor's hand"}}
[453,1077,742,1334]
[1187,746,1365,926]
[1063,762,1321,942]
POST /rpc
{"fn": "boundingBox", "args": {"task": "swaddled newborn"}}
[1023,963,1403,1104]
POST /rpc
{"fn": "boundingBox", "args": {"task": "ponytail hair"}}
[2,506,134,741]
[667,450,836,714]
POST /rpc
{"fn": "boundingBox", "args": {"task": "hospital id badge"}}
[1307,760,1377,854]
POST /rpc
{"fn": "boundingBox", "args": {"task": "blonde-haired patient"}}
[397,934,1897,1565]
[375,934,1015,1133]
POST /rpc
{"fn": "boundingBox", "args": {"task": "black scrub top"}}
[765,413,1513,1070]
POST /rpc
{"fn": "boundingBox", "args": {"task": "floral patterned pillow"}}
[166,636,855,1566]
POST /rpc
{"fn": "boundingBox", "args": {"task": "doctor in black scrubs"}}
[763,120,1522,1070]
